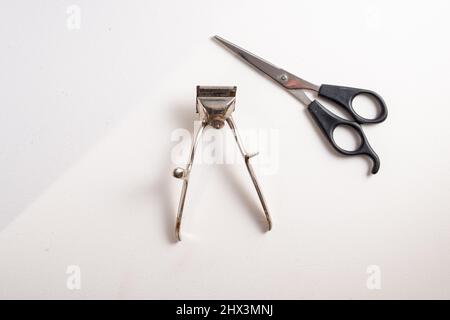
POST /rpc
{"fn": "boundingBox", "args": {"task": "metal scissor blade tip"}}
[214,36,283,84]
[213,35,241,53]
[213,35,227,42]
[214,36,261,64]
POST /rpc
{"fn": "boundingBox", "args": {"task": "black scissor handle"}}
[318,84,388,124]
[307,100,380,174]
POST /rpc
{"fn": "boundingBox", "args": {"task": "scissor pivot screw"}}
[280,74,288,81]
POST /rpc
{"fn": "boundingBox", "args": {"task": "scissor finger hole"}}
[332,124,362,152]
[352,93,382,120]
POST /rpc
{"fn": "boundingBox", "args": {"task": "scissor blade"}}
[214,36,319,94]
[214,36,286,84]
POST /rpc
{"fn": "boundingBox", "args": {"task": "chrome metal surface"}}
[196,86,236,129]
[288,88,313,105]
[227,116,272,231]
[173,120,206,241]
[173,86,272,241]
[214,35,320,95]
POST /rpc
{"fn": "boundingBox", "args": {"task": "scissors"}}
[214,36,388,174]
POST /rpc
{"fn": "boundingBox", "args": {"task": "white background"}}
[0,0,449,299]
